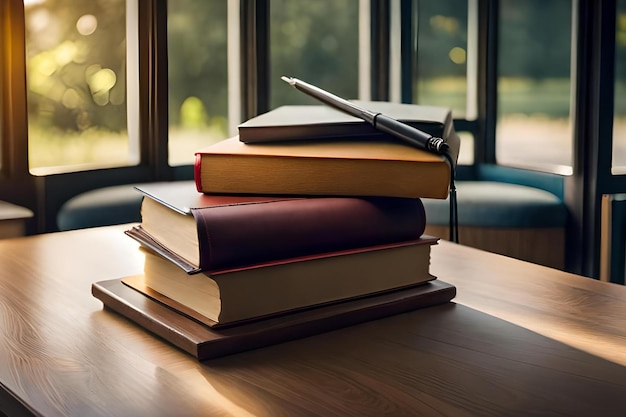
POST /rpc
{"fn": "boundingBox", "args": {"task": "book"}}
[127,237,438,327]
[194,136,454,199]
[92,278,456,360]
[126,182,427,273]
[238,101,454,144]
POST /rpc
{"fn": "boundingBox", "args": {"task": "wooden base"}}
[92,278,456,361]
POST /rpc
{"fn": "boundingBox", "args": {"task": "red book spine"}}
[194,153,203,193]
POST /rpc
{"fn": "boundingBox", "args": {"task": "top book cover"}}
[238,101,454,144]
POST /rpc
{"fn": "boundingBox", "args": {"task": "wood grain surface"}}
[1,225,626,416]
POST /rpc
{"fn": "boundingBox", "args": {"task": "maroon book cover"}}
[128,182,427,273]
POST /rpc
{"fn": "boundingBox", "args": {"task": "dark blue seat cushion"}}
[57,184,146,231]
[422,181,567,228]
[58,180,567,231]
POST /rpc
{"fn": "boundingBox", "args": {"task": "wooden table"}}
[1,225,626,417]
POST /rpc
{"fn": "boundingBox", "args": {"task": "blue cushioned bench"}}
[57,179,568,270]
[422,181,568,269]
[57,181,195,231]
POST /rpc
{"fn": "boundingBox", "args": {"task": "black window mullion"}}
[240,0,269,121]
[478,0,497,165]
[371,0,390,101]
[566,0,617,277]
[400,0,413,103]
[140,0,170,180]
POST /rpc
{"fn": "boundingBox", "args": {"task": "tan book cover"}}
[194,136,453,199]
[128,237,438,326]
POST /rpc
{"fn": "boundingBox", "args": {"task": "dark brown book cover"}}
[92,278,456,361]
[131,182,427,273]
[238,101,453,143]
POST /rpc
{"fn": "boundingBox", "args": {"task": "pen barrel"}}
[293,80,376,123]
[286,76,448,154]
[374,114,438,151]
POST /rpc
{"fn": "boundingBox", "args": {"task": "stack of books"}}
[93,101,460,359]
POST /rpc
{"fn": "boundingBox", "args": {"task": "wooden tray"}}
[92,278,456,361]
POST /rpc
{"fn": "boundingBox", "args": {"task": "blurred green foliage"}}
[25,0,127,133]
[269,0,359,107]
[23,0,626,170]
[167,0,228,129]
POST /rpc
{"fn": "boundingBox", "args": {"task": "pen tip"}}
[281,76,296,85]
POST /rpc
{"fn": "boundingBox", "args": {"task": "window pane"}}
[412,0,469,118]
[613,0,626,172]
[167,0,228,166]
[25,0,136,174]
[496,0,573,174]
[270,0,359,108]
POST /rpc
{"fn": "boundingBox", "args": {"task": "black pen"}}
[281,76,449,155]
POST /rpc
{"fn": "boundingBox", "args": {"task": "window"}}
[496,0,573,174]
[25,0,138,174]
[167,0,228,166]
[613,0,626,172]
[412,0,469,116]
[411,0,473,165]
[269,0,359,108]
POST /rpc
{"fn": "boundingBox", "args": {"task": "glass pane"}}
[270,0,359,108]
[25,0,135,174]
[412,0,468,117]
[167,0,228,166]
[496,0,573,174]
[613,0,626,171]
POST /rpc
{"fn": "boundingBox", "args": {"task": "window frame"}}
[0,0,624,278]
[0,0,36,232]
